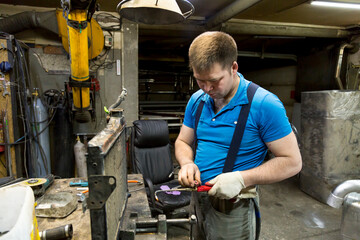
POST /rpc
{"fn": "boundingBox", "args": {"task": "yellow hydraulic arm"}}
[68,10,90,121]
[57,0,104,122]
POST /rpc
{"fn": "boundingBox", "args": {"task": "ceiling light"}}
[117,0,195,25]
[311,1,360,9]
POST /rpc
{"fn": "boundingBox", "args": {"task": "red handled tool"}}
[154,184,213,201]
[195,185,212,192]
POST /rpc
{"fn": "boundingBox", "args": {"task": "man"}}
[175,31,302,239]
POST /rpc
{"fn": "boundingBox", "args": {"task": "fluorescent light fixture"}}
[311,1,360,9]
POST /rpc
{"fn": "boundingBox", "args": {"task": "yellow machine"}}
[57,0,104,122]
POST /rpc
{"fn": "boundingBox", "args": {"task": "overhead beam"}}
[139,19,355,39]
[222,19,354,38]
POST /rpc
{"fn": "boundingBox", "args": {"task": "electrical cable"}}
[90,48,115,71]
[13,37,41,175]
[30,92,54,174]
[0,32,38,177]
[14,37,32,176]
[0,155,6,168]
[89,13,119,72]
[0,107,57,146]
[13,45,28,178]
[95,12,122,31]
[0,44,15,68]
[0,168,6,177]
[0,34,28,176]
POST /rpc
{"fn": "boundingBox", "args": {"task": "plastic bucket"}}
[0,185,40,240]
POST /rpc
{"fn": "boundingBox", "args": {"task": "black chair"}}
[132,120,191,216]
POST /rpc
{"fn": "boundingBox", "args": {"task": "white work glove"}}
[207,171,246,199]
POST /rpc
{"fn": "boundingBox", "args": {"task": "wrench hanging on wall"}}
[1,110,12,177]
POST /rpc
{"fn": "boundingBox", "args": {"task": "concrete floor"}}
[258,176,341,240]
[167,176,343,240]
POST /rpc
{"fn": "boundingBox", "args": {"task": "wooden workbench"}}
[37,174,151,239]
[125,174,152,218]
[36,178,91,240]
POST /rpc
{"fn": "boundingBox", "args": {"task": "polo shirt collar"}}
[201,72,249,110]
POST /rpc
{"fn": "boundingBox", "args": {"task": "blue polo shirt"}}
[183,73,292,183]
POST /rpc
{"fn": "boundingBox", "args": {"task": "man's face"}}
[193,62,237,100]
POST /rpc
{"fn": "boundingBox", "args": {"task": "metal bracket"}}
[87,175,116,210]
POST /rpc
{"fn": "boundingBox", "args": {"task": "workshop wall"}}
[244,65,297,122]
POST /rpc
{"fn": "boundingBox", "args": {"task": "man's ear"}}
[232,61,238,74]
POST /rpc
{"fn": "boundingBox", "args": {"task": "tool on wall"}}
[0,61,12,97]
[0,61,11,98]
[1,109,12,177]
[0,74,9,98]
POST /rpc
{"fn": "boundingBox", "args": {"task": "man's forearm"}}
[241,131,302,187]
[241,155,302,187]
[175,139,195,167]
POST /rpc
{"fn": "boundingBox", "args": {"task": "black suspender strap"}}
[193,100,205,153]
[223,82,259,173]
[194,100,205,139]
[193,83,259,167]
[222,82,260,240]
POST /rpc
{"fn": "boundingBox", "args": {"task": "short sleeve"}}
[258,93,292,143]
[183,90,204,129]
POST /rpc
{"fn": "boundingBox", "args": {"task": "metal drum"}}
[300,90,360,203]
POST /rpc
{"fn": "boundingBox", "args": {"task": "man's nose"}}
[203,82,213,92]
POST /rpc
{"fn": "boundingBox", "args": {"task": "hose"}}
[0,11,58,35]
[108,88,127,111]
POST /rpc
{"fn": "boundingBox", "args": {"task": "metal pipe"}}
[108,88,127,111]
[205,0,261,29]
[0,10,58,35]
[136,215,196,227]
[39,224,73,240]
[166,216,196,224]
[327,180,360,208]
[335,43,354,90]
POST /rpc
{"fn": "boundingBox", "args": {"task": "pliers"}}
[154,185,212,201]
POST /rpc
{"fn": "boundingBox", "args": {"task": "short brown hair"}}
[189,31,237,73]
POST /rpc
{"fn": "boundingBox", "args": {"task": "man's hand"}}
[208,171,245,199]
[178,162,201,187]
